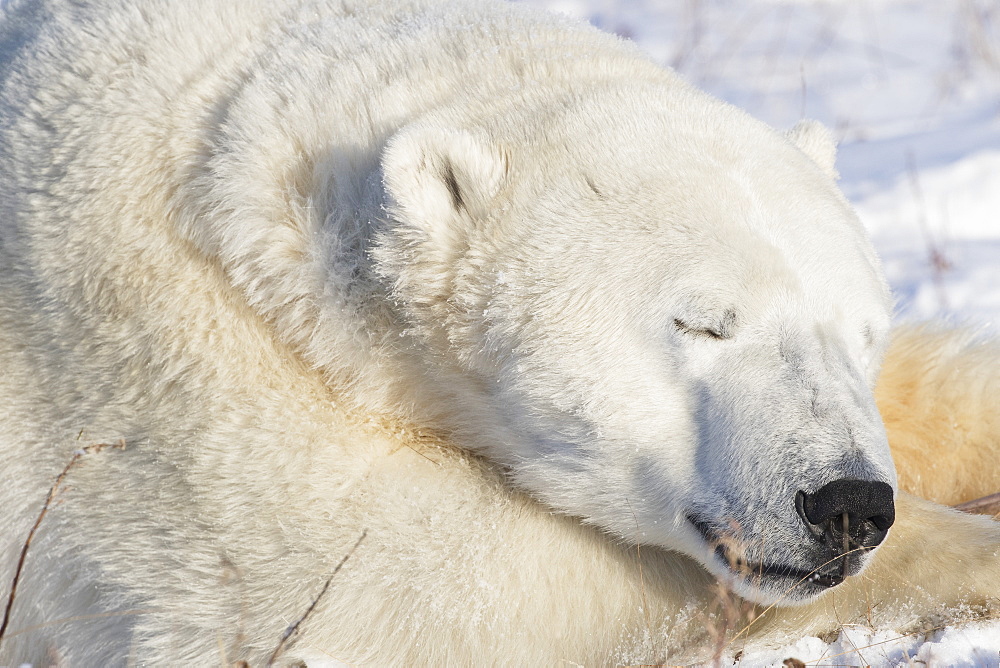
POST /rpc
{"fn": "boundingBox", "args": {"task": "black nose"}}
[795,479,895,554]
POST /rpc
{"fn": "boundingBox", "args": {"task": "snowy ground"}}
[513,0,1000,665]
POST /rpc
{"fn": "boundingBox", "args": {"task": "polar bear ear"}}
[786,120,839,180]
[376,126,508,312]
[381,126,508,241]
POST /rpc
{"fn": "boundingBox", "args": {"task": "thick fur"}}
[877,327,1000,505]
[1,0,999,665]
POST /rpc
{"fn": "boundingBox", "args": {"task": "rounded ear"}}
[374,125,508,314]
[786,120,839,180]
[382,125,508,243]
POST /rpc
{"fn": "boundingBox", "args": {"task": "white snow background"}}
[511,1,1000,666]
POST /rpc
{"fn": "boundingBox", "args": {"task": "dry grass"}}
[0,439,127,650]
[954,491,1000,517]
[265,530,367,667]
[0,438,368,667]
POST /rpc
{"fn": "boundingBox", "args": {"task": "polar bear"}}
[1,0,999,665]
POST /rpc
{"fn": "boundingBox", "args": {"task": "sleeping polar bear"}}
[1,0,999,664]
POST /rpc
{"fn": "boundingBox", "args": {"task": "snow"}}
[733,622,1000,667]
[512,0,1000,664]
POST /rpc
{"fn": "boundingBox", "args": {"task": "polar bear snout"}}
[795,479,895,556]
[693,478,898,602]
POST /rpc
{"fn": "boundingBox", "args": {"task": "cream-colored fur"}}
[1,0,998,665]
[878,327,1000,505]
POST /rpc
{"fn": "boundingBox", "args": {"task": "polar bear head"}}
[372,82,896,605]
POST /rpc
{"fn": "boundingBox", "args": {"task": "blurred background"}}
[518,0,1000,329]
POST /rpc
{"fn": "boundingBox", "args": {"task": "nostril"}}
[868,510,894,532]
[795,489,824,539]
[796,479,895,549]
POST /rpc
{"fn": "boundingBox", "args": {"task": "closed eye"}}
[674,318,727,340]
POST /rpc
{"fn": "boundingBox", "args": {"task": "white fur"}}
[786,119,840,180]
[1,0,999,665]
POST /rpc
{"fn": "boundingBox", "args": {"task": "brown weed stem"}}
[0,439,126,649]
[266,530,367,667]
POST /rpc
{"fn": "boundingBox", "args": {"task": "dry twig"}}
[0,439,127,649]
[954,491,1000,516]
[266,530,367,667]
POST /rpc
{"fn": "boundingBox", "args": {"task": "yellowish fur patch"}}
[878,326,1000,505]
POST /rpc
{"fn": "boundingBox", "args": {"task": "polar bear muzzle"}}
[689,477,895,599]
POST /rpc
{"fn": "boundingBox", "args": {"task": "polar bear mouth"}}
[743,559,845,589]
[686,515,849,593]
